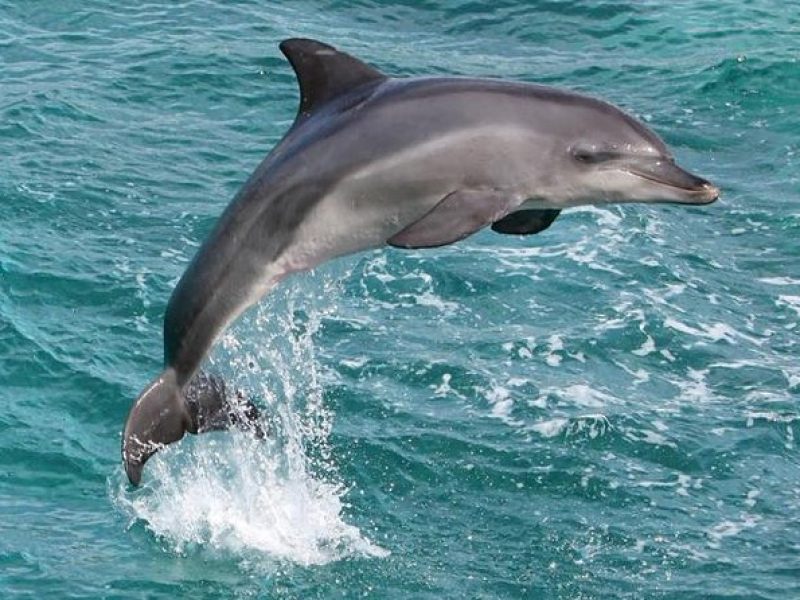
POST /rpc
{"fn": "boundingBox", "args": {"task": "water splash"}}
[114,271,388,565]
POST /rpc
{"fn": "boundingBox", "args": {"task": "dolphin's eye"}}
[571,146,621,164]
[573,148,596,163]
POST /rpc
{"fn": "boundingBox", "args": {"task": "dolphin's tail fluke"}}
[122,369,265,486]
[122,369,188,486]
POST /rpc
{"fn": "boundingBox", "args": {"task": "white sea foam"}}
[632,334,656,356]
[414,289,461,313]
[777,295,800,317]
[674,368,713,403]
[484,385,522,426]
[706,514,759,549]
[114,277,388,565]
[545,334,564,367]
[745,411,800,425]
[116,433,386,564]
[786,367,800,390]
[340,356,369,370]
[664,318,762,346]
[566,414,611,440]
[638,429,677,449]
[530,417,568,438]
[562,384,619,408]
[759,276,800,286]
[635,473,701,496]
[432,372,465,399]
[745,489,760,508]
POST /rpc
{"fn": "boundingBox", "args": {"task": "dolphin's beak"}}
[626,159,720,205]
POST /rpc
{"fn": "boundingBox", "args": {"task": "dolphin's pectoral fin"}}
[388,190,515,249]
[491,209,561,235]
[122,370,265,486]
[280,38,387,123]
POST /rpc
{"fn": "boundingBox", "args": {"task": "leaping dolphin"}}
[122,38,719,485]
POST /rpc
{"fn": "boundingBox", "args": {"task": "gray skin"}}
[122,38,719,485]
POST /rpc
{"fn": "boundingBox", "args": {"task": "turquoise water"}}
[2,1,799,597]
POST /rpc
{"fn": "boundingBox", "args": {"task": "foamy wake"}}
[114,272,388,565]
[115,433,387,564]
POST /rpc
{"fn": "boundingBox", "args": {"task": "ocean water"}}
[1,0,798,597]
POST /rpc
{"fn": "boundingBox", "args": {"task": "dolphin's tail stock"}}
[122,369,265,485]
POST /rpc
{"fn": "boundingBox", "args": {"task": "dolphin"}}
[122,38,719,485]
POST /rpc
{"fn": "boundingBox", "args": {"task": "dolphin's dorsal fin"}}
[279,38,386,121]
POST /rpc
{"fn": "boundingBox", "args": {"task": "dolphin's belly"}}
[274,185,438,275]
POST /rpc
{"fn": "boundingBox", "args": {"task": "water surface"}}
[1,1,799,598]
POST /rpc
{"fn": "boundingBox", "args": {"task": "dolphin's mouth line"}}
[625,169,720,204]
